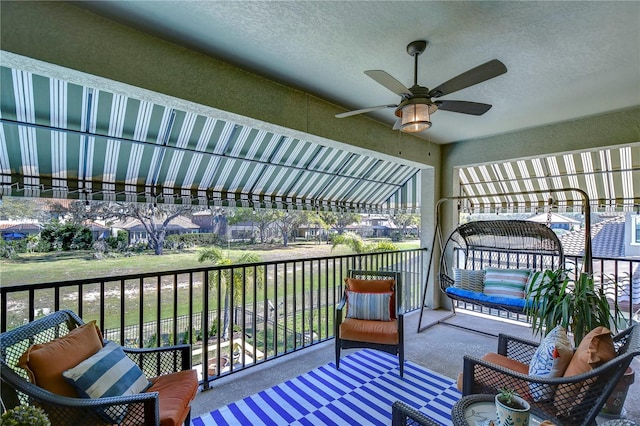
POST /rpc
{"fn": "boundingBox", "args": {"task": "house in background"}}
[83,221,110,241]
[528,212,581,232]
[559,213,640,310]
[625,213,640,258]
[111,216,201,244]
[358,215,398,238]
[0,222,40,241]
[191,210,227,234]
[559,214,639,260]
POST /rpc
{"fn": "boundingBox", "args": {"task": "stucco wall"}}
[0,0,438,171]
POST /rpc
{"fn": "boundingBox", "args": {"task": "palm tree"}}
[198,247,263,340]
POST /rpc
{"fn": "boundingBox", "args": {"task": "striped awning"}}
[0,66,421,213]
[458,145,640,213]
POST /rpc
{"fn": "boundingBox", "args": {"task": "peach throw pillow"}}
[554,326,616,413]
[17,320,104,397]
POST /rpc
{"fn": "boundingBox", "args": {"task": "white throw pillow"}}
[528,325,574,401]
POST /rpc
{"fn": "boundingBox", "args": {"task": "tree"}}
[201,207,227,235]
[47,200,108,225]
[198,247,263,340]
[299,211,328,243]
[0,197,48,221]
[318,211,361,234]
[271,210,303,247]
[89,203,190,255]
[228,208,278,244]
[389,213,420,237]
[47,201,209,255]
[126,204,191,255]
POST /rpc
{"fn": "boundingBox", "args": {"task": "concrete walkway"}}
[191,308,639,424]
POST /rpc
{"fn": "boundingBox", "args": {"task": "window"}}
[633,215,640,245]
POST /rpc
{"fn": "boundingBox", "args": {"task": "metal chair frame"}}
[0,310,194,426]
[335,269,404,376]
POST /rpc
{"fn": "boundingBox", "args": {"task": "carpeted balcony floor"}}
[192,309,640,424]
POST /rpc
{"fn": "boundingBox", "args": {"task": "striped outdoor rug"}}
[192,349,461,425]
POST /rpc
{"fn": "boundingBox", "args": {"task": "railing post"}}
[202,270,210,389]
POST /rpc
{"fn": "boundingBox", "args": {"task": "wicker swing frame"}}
[417,188,592,333]
[438,219,565,313]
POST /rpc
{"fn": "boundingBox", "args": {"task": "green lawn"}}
[1,240,421,334]
[0,240,420,286]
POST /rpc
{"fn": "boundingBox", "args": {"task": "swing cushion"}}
[445,287,527,310]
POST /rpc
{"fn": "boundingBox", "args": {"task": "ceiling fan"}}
[335,40,507,132]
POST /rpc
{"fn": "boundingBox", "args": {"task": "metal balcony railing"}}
[1,249,426,388]
[3,247,638,388]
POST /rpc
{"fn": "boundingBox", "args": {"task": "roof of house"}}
[559,215,626,258]
[83,221,109,231]
[0,223,41,232]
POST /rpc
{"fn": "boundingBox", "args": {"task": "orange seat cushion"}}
[17,321,104,397]
[339,318,399,345]
[482,352,530,375]
[457,353,530,397]
[146,370,199,426]
[345,278,396,319]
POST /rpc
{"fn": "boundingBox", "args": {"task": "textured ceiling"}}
[76,1,640,144]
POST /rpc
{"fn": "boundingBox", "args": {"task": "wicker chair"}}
[391,401,440,426]
[0,310,197,426]
[335,269,404,376]
[461,323,640,426]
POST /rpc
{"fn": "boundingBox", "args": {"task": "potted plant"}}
[525,269,635,418]
[0,404,51,426]
[525,268,623,346]
[495,388,530,426]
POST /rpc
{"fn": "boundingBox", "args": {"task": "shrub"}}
[166,232,225,248]
[369,240,398,252]
[39,221,93,251]
[0,239,16,259]
[105,230,128,251]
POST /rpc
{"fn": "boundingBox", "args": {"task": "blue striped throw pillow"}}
[63,341,151,423]
[483,268,530,299]
[346,291,392,321]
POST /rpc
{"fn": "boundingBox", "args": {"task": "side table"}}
[451,394,549,426]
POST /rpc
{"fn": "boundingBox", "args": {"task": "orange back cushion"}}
[17,320,104,397]
[345,278,396,319]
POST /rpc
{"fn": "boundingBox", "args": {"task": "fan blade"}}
[392,118,402,130]
[435,100,492,116]
[364,70,411,96]
[335,104,397,118]
[428,59,507,98]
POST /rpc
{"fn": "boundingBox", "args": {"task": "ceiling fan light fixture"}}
[400,103,431,132]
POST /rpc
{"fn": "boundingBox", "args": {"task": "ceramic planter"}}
[495,394,530,426]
